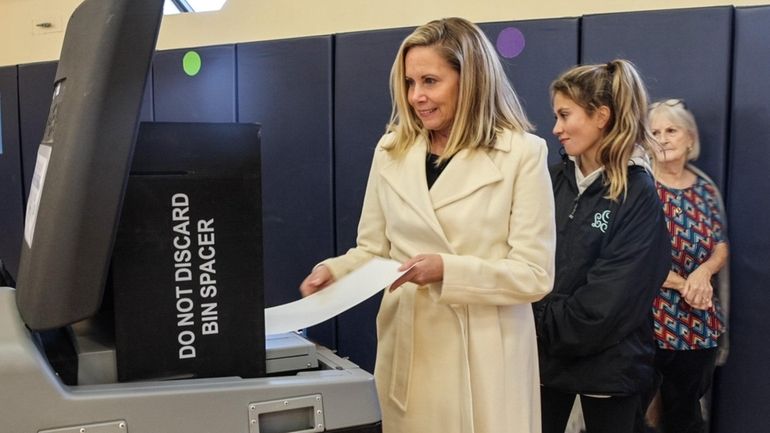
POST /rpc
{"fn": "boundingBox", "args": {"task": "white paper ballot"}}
[264,257,407,335]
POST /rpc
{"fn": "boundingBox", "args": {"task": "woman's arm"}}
[662,271,685,291]
[681,241,729,309]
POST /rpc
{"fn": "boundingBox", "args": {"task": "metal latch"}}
[248,394,324,433]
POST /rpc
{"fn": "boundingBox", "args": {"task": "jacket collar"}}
[560,143,653,195]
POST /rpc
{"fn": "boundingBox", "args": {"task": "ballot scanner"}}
[0,0,381,431]
[0,300,381,432]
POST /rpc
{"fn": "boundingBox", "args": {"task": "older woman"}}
[646,99,729,433]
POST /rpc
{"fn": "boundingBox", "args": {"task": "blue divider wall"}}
[153,45,236,122]
[334,27,415,372]
[581,7,733,191]
[713,6,770,433]
[0,66,24,277]
[581,8,758,431]
[478,19,579,164]
[237,36,336,347]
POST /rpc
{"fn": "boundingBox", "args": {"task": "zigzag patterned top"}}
[652,175,726,350]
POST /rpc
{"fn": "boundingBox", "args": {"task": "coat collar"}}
[378,134,505,250]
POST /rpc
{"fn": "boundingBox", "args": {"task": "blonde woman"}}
[534,59,670,433]
[301,17,555,433]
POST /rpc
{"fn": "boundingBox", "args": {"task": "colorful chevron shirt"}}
[652,175,726,350]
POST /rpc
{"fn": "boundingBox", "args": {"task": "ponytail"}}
[551,59,657,201]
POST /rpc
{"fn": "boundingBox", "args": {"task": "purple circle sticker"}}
[496,27,526,59]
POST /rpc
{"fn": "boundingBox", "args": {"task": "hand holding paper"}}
[264,257,410,335]
[299,265,334,297]
[390,253,444,292]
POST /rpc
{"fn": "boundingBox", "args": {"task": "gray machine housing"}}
[0,287,381,432]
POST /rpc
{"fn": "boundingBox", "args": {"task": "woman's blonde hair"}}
[386,17,532,161]
[551,59,657,201]
[649,99,700,161]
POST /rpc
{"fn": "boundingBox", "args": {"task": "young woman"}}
[300,18,555,433]
[534,59,671,433]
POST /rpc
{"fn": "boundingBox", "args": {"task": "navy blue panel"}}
[0,66,24,277]
[334,27,414,257]
[713,7,770,433]
[334,27,413,371]
[237,36,335,347]
[582,7,733,191]
[154,45,235,122]
[479,19,579,164]
[18,61,57,201]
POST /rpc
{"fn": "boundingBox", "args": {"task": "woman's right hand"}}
[681,266,714,310]
[299,265,335,297]
[664,270,712,310]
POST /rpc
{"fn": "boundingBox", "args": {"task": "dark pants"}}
[652,348,718,433]
[541,386,643,433]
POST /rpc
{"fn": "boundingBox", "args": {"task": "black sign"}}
[112,174,264,381]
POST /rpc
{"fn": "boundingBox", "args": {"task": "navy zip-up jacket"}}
[534,155,670,395]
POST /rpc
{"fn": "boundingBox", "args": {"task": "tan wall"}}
[0,0,766,66]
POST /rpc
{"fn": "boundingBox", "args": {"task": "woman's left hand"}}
[681,266,714,310]
[389,254,444,292]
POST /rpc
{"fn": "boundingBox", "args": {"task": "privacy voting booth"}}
[0,0,381,432]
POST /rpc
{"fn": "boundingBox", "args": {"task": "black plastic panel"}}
[18,61,57,201]
[153,45,236,122]
[713,6,770,433]
[18,61,150,200]
[582,6,733,190]
[15,0,163,331]
[132,122,261,174]
[0,66,24,277]
[139,73,154,122]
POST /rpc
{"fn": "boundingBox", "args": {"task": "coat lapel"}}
[378,133,509,254]
[429,147,503,210]
[379,136,454,251]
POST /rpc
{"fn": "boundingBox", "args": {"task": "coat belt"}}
[387,287,475,433]
[388,285,415,411]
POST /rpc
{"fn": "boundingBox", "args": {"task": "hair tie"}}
[606,61,616,74]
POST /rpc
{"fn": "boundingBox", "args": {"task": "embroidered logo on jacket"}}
[591,210,611,233]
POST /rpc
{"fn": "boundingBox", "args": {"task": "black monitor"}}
[15,0,164,331]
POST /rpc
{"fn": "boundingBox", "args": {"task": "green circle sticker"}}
[182,51,202,76]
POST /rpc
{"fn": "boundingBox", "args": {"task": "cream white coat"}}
[323,129,555,433]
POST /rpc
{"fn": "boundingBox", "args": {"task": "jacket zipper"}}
[568,195,580,219]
